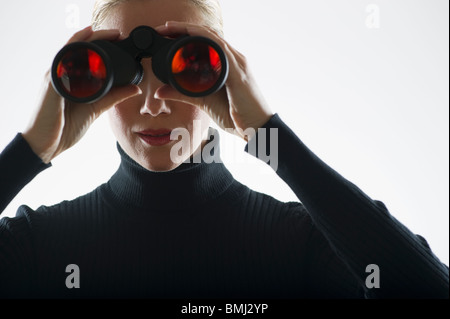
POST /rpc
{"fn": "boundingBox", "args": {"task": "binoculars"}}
[51,26,229,103]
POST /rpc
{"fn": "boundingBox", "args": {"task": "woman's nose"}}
[138,58,171,117]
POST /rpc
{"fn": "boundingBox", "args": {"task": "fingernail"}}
[130,87,142,97]
[154,25,167,31]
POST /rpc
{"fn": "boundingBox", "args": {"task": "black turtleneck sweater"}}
[0,114,448,299]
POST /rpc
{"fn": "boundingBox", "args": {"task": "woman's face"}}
[101,0,212,172]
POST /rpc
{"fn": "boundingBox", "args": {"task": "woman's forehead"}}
[100,0,206,35]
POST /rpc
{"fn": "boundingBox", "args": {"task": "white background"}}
[0,0,448,265]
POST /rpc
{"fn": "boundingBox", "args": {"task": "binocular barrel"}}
[51,26,229,104]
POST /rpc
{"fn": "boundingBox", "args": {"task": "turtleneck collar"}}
[107,128,236,212]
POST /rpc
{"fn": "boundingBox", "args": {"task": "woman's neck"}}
[107,128,236,211]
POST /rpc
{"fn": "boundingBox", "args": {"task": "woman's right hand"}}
[22,26,142,164]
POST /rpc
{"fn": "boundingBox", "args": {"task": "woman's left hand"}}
[154,21,274,141]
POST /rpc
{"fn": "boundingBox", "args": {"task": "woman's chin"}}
[145,162,181,172]
[139,154,185,172]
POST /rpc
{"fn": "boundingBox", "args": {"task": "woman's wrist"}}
[242,111,275,142]
[22,130,54,164]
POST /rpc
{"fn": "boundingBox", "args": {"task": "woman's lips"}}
[137,129,173,146]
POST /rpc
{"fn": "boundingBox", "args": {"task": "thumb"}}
[92,85,142,115]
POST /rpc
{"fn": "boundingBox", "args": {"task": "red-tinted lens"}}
[56,47,107,99]
[171,41,222,93]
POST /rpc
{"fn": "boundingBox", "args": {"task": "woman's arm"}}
[0,134,51,214]
[246,113,449,298]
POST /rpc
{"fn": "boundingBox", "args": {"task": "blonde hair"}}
[91,0,224,36]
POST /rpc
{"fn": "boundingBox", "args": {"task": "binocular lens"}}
[55,47,107,99]
[171,41,223,94]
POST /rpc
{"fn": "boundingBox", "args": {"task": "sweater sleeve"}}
[0,133,51,214]
[245,113,449,299]
[0,134,51,297]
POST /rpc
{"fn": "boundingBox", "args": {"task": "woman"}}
[0,0,448,299]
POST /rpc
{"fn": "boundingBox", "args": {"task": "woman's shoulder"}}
[3,183,109,227]
[239,181,310,219]
[0,184,111,255]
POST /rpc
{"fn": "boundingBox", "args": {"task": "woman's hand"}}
[154,21,274,141]
[22,26,142,164]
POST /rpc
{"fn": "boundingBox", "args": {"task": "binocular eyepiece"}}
[51,26,229,103]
